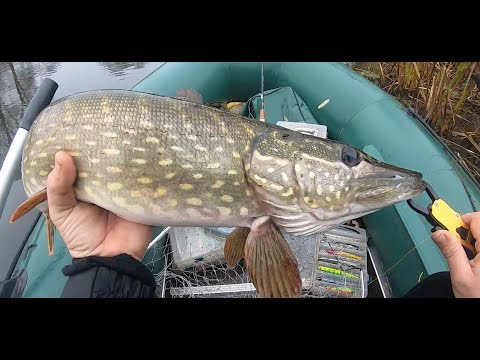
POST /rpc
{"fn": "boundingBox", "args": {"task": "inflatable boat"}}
[1,62,478,298]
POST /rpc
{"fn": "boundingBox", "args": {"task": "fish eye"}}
[341,146,361,167]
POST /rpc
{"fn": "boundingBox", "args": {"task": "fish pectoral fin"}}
[224,227,249,267]
[244,217,302,298]
[9,188,48,223]
[45,213,56,256]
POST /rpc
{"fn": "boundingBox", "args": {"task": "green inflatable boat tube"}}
[9,62,479,298]
[133,62,480,297]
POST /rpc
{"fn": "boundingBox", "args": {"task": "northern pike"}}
[10,90,426,298]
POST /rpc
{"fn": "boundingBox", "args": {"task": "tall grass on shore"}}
[353,62,480,182]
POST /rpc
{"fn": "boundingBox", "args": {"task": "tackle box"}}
[160,223,369,298]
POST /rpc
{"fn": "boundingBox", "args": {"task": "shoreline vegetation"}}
[349,62,480,183]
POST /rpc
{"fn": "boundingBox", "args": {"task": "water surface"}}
[0,62,163,168]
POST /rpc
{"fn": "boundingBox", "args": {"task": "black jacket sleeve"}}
[403,271,454,298]
[61,253,157,298]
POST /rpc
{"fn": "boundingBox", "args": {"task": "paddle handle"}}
[19,78,58,131]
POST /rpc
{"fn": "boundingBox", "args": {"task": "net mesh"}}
[143,225,368,298]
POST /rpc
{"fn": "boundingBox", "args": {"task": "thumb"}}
[47,151,78,215]
[432,229,472,278]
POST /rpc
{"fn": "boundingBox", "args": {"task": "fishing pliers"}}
[407,182,477,259]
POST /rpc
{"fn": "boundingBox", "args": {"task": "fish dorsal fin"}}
[175,89,203,104]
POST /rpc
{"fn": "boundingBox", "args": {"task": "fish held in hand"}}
[10,90,426,298]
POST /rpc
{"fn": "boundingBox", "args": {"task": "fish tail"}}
[45,213,56,256]
[244,217,302,298]
[9,188,55,256]
[9,188,47,223]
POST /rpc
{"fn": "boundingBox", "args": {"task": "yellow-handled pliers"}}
[407,182,476,259]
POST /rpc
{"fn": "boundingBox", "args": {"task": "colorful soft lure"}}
[318,265,359,279]
[326,249,363,260]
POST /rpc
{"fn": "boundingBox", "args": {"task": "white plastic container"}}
[169,227,235,270]
[275,121,328,139]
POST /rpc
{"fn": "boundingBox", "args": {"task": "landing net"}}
[143,224,369,298]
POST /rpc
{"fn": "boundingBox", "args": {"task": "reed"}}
[353,62,480,182]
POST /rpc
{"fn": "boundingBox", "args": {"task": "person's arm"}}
[61,254,156,298]
[432,212,480,298]
[46,151,156,298]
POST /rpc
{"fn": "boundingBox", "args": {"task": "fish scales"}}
[23,90,265,227]
[17,89,426,298]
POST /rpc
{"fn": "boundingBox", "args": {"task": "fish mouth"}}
[354,161,426,204]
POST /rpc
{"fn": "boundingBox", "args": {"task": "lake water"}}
[0,62,163,168]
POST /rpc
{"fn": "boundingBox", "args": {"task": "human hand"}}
[432,212,480,298]
[46,151,153,261]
